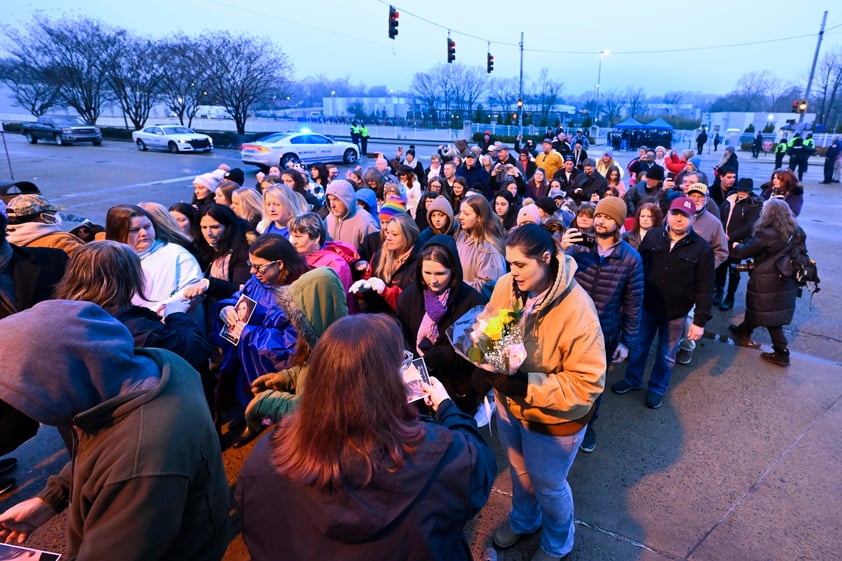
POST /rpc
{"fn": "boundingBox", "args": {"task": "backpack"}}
[776,230,820,296]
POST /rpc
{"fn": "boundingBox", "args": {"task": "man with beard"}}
[611,197,714,410]
[562,197,642,452]
[535,138,564,182]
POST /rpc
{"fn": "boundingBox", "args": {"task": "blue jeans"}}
[496,398,585,558]
[624,309,686,395]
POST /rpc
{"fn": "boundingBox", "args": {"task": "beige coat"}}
[485,251,605,427]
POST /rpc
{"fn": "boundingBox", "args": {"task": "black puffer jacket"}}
[397,235,487,413]
[732,226,803,327]
[720,193,763,253]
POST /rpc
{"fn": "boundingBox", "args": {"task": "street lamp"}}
[594,50,609,124]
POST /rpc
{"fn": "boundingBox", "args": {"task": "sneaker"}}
[611,379,642,394]
[580,425,596,453]
[0,458,16,477]
[645,391,663,409]
[760,350,790,367]
[676,349,693,365]
[0,477,15,496]
[492,523,523,549]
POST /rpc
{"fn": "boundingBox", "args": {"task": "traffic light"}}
[792,100,799,113]
[447,38,456,63]
[798,99,808,114]
[486,52,494,74]
[388,6,399,39]
[517,99,523,109]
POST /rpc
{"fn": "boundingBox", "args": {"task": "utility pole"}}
[800,10,827,125]
[518,32,524,137]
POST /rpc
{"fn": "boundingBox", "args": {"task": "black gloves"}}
[471,368,528,398]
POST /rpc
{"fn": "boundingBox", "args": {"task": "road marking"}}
[50,175,195,202]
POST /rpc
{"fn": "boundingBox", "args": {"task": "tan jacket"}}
[486,251,605,427]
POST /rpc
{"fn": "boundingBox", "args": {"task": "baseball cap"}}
[669,197,695,216]
[686,183,708,196]
[6,194,60,222]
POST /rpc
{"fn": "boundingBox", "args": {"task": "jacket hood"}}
[326,180,358,219]
[415,234,463,293]
[0,300,159,426]
[531,249,579,316]
[426,195,454,233]
[274,267,348,351]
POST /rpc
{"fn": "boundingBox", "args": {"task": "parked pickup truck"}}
[22,115,103,146]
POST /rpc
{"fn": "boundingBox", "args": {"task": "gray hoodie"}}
[325,179,379,250]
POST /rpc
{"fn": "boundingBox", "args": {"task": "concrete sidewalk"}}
[4,333,839,561]
[470,337,842,560]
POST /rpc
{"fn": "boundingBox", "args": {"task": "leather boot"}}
[712,288,724,306]
[760,348,790,367]
[719,293,735,310]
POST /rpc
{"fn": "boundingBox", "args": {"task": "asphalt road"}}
[1,133,840,560]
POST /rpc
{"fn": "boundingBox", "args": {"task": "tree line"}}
[0,15,292,134]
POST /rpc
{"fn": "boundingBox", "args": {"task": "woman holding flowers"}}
[478,223,605,561]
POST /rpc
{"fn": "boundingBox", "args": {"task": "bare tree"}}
[4,16,118,124]
[201,34,292,134]
[813,48,842,128]
[601,90,623,126]
[487,76,519,116]
[157,36,212,127]
[410,71,441,125]
[447,64,487,115]
[732,71,773,111]
[626,87,647,119]
[0,57,61,117]
[104,34,166,129]
[530,68,563,126]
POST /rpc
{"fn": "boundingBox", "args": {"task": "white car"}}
[240,131,358,170]
[132,125,213,153]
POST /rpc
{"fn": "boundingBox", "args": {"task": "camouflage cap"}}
[6,194,60,220]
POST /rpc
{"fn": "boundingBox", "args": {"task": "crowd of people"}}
[0,130,813,560]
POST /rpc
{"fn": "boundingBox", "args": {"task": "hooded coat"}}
[244,267,349,426]
[484,251,605,429]
[236,397,495,561]
[0,301,229,561]
[417,195,455,247]
[396,235,487,412]
[325,180,379,250]
[5,221,84,256]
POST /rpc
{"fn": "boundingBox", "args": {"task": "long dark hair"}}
[494,190,519,231]
[195,204,251,260]
[271,314,424,490]
[250,234,309,285]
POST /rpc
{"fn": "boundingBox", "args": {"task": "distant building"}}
[701,111,815,138]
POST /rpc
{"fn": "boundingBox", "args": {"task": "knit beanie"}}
[194,173,218,193]
[595,196,627,226]
[379,195,407,224]
[517,204,541,226]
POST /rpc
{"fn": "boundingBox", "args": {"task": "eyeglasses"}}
[248,260,279,274]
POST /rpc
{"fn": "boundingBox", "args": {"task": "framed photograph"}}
[402,355,430,403]
[0,542,61,560]
[219,294,257,346]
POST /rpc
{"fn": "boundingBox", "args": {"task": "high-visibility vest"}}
[359,126,369,138]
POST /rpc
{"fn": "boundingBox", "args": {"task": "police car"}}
[240,130,359,170]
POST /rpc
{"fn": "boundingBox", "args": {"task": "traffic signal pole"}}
[518,32,524,137]
[800,10,827,125]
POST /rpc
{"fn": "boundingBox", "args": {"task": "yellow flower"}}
[485,317,504,341]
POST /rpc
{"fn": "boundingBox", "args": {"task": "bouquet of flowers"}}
[447,305,527,375]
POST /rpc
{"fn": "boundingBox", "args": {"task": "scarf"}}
[416,288,450,354]
[137,238,164,259]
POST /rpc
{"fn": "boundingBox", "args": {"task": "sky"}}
[3,0,842,99]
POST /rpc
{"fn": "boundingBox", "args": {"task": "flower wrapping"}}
[446,305,527,375]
